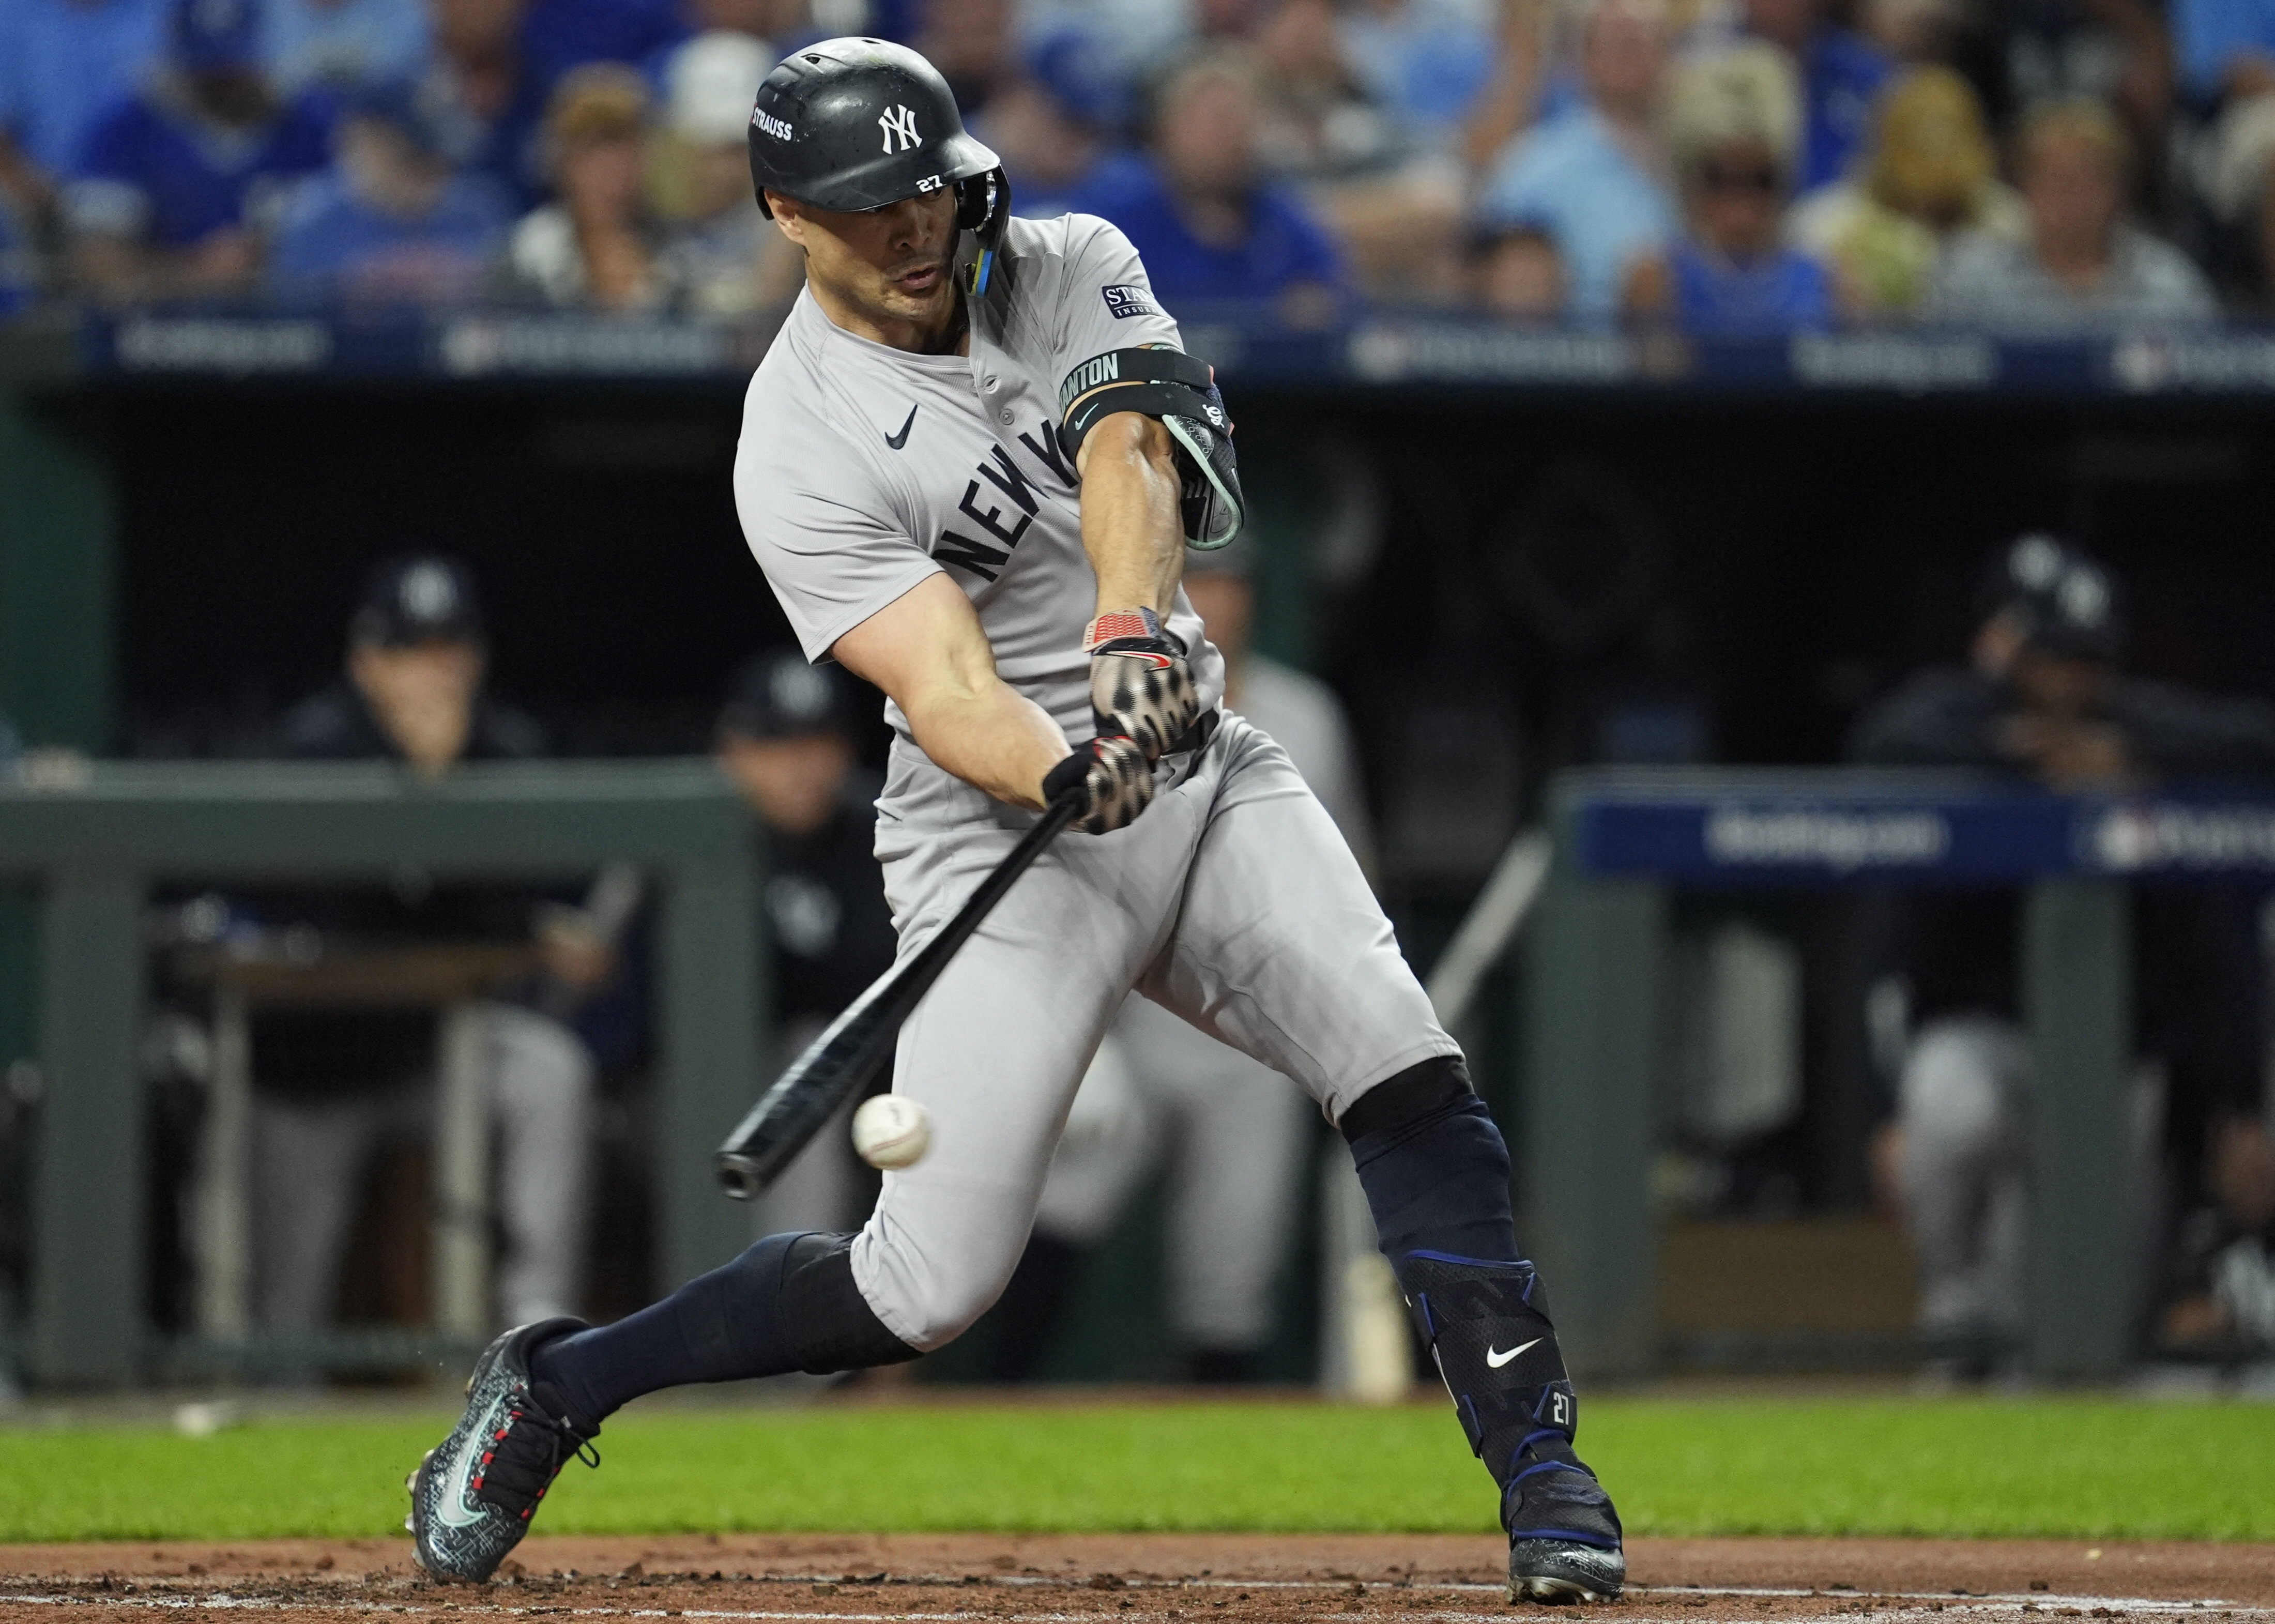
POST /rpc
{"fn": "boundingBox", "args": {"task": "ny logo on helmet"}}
[878,104,922,153]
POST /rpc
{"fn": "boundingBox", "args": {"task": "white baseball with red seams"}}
[852,1094,932,1170]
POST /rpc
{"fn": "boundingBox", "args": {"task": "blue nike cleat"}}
[406,1318,597,1583]
[1503,1433,1626,1603]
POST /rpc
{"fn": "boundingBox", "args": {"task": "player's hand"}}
[1042,736,1153,834]
[1085,608,1197,763]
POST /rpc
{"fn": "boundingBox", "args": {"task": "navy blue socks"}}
[1339,1055,1520,1263]
[531,1232,914,1426]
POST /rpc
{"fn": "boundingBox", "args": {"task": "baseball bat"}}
[715,792,1083,1199]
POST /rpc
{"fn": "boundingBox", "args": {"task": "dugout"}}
[6,310,2275,1383]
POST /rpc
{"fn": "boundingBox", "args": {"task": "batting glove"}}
[1043,736,1153,834]
[1085,608,1197,763]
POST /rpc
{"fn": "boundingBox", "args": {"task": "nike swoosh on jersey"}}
[884,405,917,450]
[1486,1337,1543,1369]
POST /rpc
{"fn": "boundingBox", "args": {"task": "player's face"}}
[717,731,854,837]
[770,189,961,342]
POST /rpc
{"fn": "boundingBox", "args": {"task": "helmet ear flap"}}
[956,168,1012,295]
[954,168,1007,236]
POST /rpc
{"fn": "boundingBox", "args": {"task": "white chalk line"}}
[1,1590,2269,1624]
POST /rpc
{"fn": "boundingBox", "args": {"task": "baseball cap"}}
[717,652,852,741]
[1974,531,2073,623]
[2025,559,2125,661]
[172,0,262,73]
[350,555,484,648]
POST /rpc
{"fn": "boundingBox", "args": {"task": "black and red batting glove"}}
[1085,607,1197,763]
[1043,736,1153,834]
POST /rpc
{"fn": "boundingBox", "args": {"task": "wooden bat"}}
[715,794,1082,1199]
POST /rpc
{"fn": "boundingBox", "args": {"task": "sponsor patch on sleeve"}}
[1101,285,1159,319]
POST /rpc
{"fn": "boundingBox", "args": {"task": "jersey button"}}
[998,408,1014,424]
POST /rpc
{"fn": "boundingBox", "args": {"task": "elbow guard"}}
[1057,346,1245,550]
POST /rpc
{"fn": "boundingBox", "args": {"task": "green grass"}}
[2,1398,2271,1544]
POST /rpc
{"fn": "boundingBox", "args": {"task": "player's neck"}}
[809,275,970,358]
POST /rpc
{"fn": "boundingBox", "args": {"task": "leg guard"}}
[1340,1060,1622,1603]
[1399,1252,1625,1601]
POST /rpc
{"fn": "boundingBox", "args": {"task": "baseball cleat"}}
[1503,1437,1625,1603]
[406,1317,597,1583]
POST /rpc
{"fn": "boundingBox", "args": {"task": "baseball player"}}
[406,40,1623,1602]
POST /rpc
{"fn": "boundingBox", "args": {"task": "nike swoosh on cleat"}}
[884,405,917,450]
[431,1415,492,1530]
[1486,1337,1543,1369]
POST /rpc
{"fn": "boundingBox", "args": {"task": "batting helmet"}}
[746,38,1011,289]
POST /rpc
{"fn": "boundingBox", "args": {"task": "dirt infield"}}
[3,1534,2269,1624]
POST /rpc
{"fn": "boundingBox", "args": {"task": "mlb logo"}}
[1101,285,1157,320]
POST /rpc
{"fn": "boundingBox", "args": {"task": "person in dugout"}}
[237,555,624,1354]
[712,651,899,1240]
[1849,533,2275,1375]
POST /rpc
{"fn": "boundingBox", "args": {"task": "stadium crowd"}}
[4,0,2275,326]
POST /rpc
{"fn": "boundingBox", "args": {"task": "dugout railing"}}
[1518,766,2275,1384]
[0,758,762,1387]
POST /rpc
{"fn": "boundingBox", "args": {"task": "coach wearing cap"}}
[1850,535,2275,1377]
[241,555,607,1353]
[714,651,898,1242]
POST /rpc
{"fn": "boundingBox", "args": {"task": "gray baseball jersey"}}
[735,212,1227,757]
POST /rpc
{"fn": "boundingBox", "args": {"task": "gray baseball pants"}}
[851,713,1455,1352]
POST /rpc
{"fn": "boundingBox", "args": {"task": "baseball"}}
[852,1094,932,1170]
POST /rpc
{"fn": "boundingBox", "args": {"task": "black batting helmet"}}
[747,38,1011,289]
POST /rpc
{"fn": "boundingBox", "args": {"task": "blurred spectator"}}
[1251,0,1402,178]
[2163,1109,2275,1356]
[1460,0,1553,173]
[518,0,688,88]
[249,556,607,1341]
[1958,0,2173,203]
[1929,99,2217,324]
[1624,42,1837,330]
[1852,535,2275,1371]
[2177,0,2275,105]
[2200,90,2275,305]
[991,542,1372,1384]
[1247,0,1468,300]
[1338,0,1501,150]
[262,0,430,93]
[420,0,551,207]
[498,65,670,310]
[653,31,802,314]
[912,0,1018,116]
[0,0,168,229]
[268,79,515,301]
[1065,45,1345,319]
[1788,66,2025,315]
[2189,0,2275,305]
[1475,0,1676,325]
[1470,218,1568,316]
[1858,0,1962,64]
[681,0,818,42]
[64,0,335,302]
[1741,0,1892,190]
[712,652,896,1238]
[983,29,1119,219]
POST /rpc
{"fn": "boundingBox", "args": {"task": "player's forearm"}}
[1076,412,1184,618]
[900,677,1070,811]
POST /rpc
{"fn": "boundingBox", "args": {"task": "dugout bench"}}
[0,758,763,1387]
[1519,767,2275,1384]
